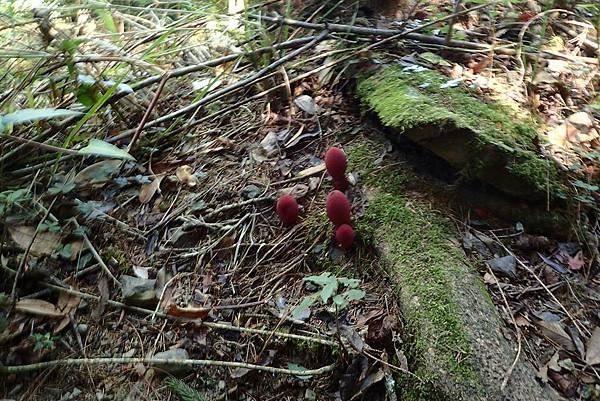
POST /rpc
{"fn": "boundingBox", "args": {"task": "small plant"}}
[292,272,366,319]
[31,332,58,352]
[165,377,206,401]
[0,188,30,216]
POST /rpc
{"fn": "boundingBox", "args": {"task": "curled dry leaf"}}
[8,226,61,257]
[15,299,64,318]
[176,165,200,187]
[164,304,210,319]
[139,175,164,204]
[535,319,575,351]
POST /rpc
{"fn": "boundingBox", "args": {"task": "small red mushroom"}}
[326,190,351,227]
[335,224,355,250]
[325,147,347,180]
[276,195,299,226]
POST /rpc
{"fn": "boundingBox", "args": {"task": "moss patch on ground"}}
[357,66,562,200]
[349,143,484,400]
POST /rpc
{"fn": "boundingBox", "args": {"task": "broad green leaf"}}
[303,272,333,286]
[320,280,338,303]
[342,289,366,302]
[332,294,348,308]
[338,277,360,288]
[77,139,135,161]
[291,295,316,320]
[0,108,81,131]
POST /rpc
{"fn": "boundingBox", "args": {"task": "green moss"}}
[357,66,561,197]
[348,142,483,400]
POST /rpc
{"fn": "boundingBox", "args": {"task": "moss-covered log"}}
[357,66,563,202]
[349,142,563,401]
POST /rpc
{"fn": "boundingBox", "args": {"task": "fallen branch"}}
[0,356,336,376]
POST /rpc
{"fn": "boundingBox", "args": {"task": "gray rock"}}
[153,348,191,375]
[120,275,157,307]
[487,255,518,279]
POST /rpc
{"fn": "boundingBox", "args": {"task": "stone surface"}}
[350,141,563,401]
[153,348,191,375]
[487,255,518,279]
[120,275,157,307]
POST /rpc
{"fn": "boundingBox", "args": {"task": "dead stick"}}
[0,357,336,376]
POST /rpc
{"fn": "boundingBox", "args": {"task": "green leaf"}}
[320,279,338,303]
[337,277,359,288]
[58,243,73,259]
[291,295,316,320]
[332,294,348,308]
[287,363,313,380]
[304,272,333,286]
[342,289,366,302]
[77,139,135,161]
[0,108,81,131]
[95,9,117,34]
[48,181,76,195]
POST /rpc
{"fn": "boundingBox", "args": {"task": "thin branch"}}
[0,357,336,376]
[2,134,81,156]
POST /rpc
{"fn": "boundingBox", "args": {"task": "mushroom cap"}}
[335,224,355,250]
[326,190,351,227]
[325,147,347,180]
[276,195,299,226]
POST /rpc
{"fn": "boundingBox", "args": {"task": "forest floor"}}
[0,1,599,401]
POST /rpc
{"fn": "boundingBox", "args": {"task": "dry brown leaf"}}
[176,165,199,187]
[15,299,64,318]
[483,272,498,285]
[585,326,600,366]
[514,314,532,327]
[536,320,575,351]
[8,226,61,257]
[165,304,210,319]
[139,175,164,204]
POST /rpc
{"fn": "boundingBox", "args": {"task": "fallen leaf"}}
[74,159,123,185]
[175,165,200,187]
[585,327,600,366]
[165,304,210,319]
[15,299,64,318]
[535,319,575,351]
[514,314,532,327]
[139,175,164,204]
[294,95,317,115]
[547,352,561,372]
[483,272,498,285]
[8,226,61,257]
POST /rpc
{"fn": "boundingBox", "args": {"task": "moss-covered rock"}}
[349,142,562,401]
[357,66,563,202]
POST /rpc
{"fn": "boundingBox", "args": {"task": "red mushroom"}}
[325,147,347,180]
[326,190,351,227]
[335,224,355,250]
[276,195,299,226]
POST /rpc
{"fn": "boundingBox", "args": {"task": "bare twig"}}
[0,356,336,376]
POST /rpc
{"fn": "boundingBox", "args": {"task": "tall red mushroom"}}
[325,147,349,191]
[326,190,351,227]
[276,195,299,226]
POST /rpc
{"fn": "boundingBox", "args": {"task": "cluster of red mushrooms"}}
[276,147,355,251]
